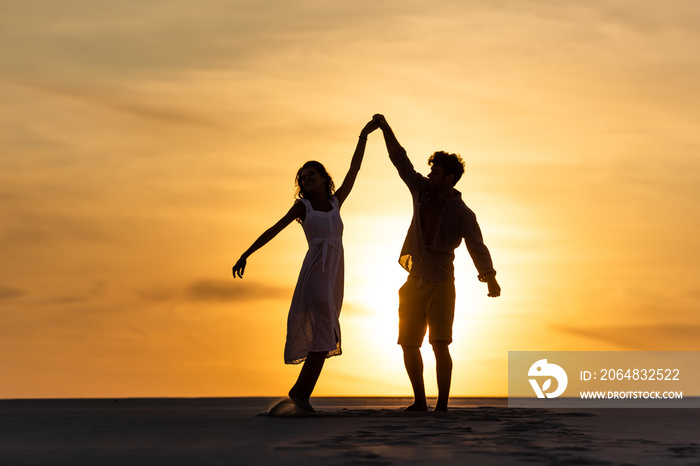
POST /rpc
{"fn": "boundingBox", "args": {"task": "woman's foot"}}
[403,402,428,412]
[289,396,316,414]
[268,398,315,417]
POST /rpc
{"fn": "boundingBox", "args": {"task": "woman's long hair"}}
[295,161,335,199]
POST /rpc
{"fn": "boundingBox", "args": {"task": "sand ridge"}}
[1,397,698,465]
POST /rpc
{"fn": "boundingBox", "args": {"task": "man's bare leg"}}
[432,341,452,411]
[288,351,327,412]
[401,345,428,411]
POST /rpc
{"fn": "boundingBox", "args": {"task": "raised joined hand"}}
[361,119,380,138]
[372,113,389,130]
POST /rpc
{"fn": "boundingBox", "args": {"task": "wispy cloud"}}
[187,279,291,302]
[0,286,25,300]
[2,78,223,130]
[138,279,292,303]
[555,324,700,351]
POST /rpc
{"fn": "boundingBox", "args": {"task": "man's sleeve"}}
[463,211,496,279]
[389,147,424,192]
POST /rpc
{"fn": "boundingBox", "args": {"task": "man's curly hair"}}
[428,151,465,186]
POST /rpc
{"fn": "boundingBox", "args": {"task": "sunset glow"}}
[2,1,699,399]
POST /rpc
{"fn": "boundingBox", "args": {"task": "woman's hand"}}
[360,119,380,138]
[232,257,247,279]
[372,114,389,130]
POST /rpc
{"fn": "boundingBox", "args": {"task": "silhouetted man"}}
[374,114,501,412]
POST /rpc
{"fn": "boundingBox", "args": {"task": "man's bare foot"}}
[404,403,429,412]
[434,400,448,412]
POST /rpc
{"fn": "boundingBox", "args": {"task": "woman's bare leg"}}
[288,351,327,412]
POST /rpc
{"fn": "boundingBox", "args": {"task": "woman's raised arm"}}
[334,119,379,206]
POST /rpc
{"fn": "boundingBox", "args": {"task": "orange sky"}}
[2,1,699,398]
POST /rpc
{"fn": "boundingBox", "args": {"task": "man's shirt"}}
[390,148,496,282]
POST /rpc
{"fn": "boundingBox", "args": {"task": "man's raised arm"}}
[373,114,403,157]
[373,114,423,190]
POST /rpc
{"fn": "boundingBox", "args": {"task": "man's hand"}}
[479,272,501,297]
[372,113,402,158]
[486,277,501,297]
[373,113,389,130]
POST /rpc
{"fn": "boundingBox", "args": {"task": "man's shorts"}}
[397,276,456,346]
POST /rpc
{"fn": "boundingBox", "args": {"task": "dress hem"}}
[285,343,342,365]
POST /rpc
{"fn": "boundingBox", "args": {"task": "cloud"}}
[555,324,700,351]
[0,0,397,83]
[138,279,292,303]
[0,286,25,300]
[2,78,223,130]
[187,279,291,302]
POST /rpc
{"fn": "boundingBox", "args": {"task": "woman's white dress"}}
[284,196,344,364]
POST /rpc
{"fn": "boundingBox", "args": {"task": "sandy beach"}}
[1,397,698,465]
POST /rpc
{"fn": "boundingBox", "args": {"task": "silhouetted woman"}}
[232,119,378,414]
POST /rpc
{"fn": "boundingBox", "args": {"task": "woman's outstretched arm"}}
[334,119,379,206]
[232,201,305,278]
